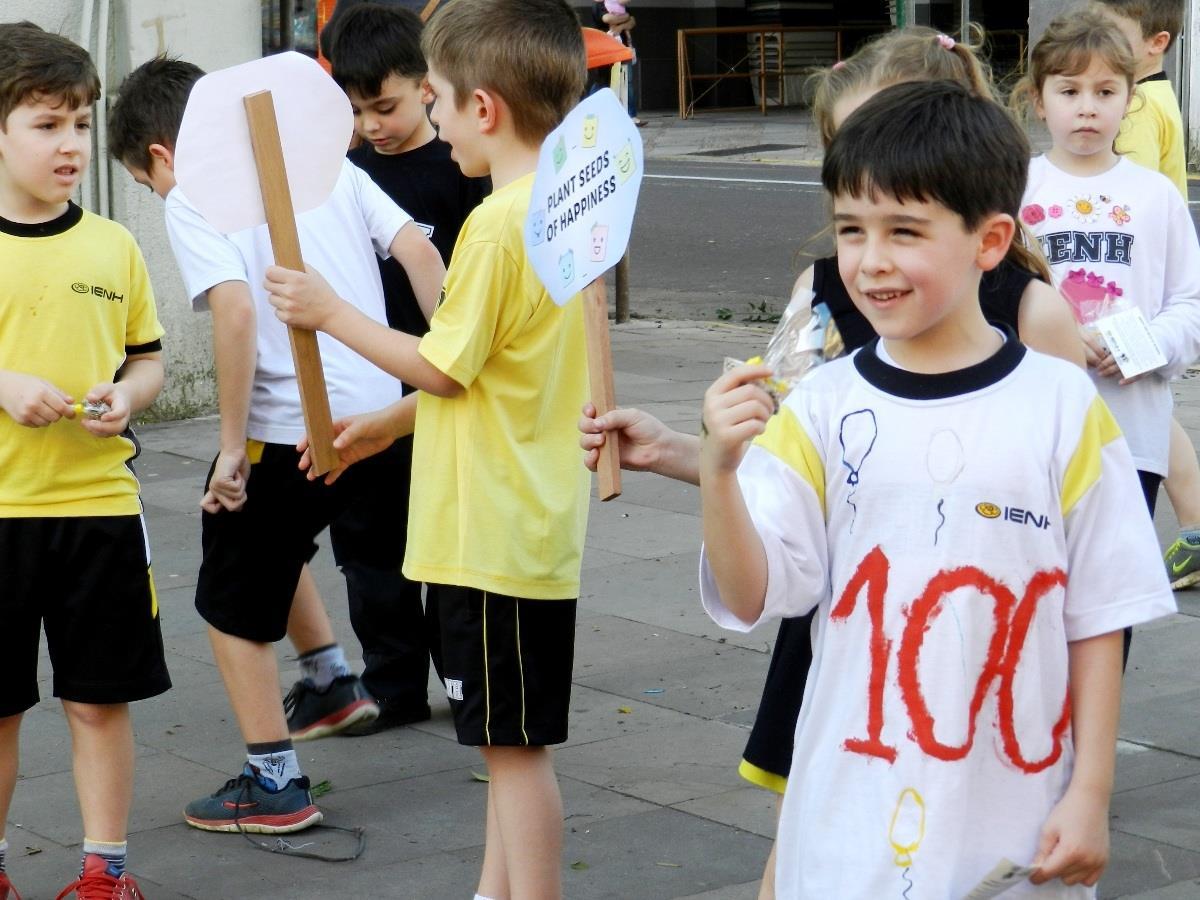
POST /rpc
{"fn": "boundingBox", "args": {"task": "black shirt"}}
[348,137,490,339]
[812,255,1035,354]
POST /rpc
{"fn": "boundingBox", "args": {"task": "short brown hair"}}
[1094,0,1184,51]
[422,0,585,145]
[108,57,205,170]
[0,21,100,128]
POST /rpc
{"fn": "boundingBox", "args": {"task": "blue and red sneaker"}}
[284,674,379,741]
[183,764,322,834]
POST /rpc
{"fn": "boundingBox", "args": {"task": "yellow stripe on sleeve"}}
[1061,395,1123,517]
[738,758,788,795]
[753,406,826,515]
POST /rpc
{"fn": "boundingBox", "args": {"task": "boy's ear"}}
[1148,30,1171,57]
[420,78,434,105]
[148,142,174,171]
[976,213,1015,272]
[473,87,502,136]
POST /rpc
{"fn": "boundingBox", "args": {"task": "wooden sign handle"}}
[243,90,339,477]
[584,277,621,500]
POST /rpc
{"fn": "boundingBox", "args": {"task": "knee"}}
[61,701,128,730]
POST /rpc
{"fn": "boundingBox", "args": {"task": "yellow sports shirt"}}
[1117,75,1187,197]
[0,205,163,516]
[404,173,590,599]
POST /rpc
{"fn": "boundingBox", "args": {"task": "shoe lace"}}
[282,680,311,716]
[231,772,367,864]
[1,872,24,900]
[54,870,145,900]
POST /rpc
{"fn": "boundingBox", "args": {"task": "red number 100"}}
[829,547,1070,774]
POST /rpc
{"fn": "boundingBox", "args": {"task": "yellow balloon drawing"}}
[888,788,926,867]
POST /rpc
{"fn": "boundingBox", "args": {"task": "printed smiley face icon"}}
[528,208,546,245]
[552,135,568,173]
[590,223,609,262]
[558,249,575,283]
[615,141,636,184]
[582,114,599,148]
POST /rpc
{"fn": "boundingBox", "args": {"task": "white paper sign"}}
[960,859,1038,900]
[1093,307,1168,379]
[173,51,353,235]
[526,89,644,305]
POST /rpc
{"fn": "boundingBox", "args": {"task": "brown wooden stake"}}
[418,0,442,21]
[584,277,621,500]
[243,90,338,476]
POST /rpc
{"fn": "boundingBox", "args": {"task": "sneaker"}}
[184,765,323,834]
[339,699,431,737]
[1165,534,1200,589]
[0,872,23,900]
[55,855,143,900]
[285,674,379,741]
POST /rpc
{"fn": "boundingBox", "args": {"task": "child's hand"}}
[264,264,341,331]
[201,448,250,513]
[699,363,775,475]
[579,403,669,473]
[1029,786,1110,887]
[1079,327,1106,369]
[297,410,396,485]
[78,382,131,437]
[0,371,74,427]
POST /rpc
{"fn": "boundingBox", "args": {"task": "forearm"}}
[114,354,165,414]
[1065,630,1123,796]
[700,469,768,624]
[379,394,419,440]
[390,224,447,324]
[325,303,460,396]
[659,431,702,485]
[209,288,256,452]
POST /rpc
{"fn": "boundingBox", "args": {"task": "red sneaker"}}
[55,855,144,900]
[0,871,23,900]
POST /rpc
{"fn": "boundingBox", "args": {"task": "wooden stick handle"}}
[243,90,338,477]
[584,278,621,500]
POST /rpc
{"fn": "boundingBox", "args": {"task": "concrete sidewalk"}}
[6,320,1200,899]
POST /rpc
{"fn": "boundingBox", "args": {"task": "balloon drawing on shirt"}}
[889,787,926,899]
[926,429,965,546]
[830,546,1072,773]
[837,408,878,532]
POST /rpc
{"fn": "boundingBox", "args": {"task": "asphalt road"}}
[626,157,1200,324]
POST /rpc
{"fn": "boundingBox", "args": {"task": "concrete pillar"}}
[5,0,261,419]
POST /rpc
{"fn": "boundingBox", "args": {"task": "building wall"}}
[6,0,262,419]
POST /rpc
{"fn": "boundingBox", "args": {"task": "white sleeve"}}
[1062,417,1176,641]
[700,443,829,632]
[1147,187,1200,377]
[163,191,249,312]
[346,160,412,259]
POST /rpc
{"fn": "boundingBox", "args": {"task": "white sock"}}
[298,644,351,690]
[246,747,302,791]
[474,894,496,900]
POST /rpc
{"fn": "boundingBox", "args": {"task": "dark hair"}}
[423,0,585,144]
[108,56,205,170]
[1094,0,1184,52]
[0,21,100,128]
[823,80,1029,227]
[330,3,426,96]
[320,0,423,61]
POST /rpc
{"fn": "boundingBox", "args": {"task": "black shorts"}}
[741,612,815,794]
[428,585,576,747]
[0,515,171,717]
[195,440,409,643]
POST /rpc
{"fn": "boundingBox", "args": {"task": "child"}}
[701,78,1174,897]
[0,21,169,898]
[1013,12,1200,585]
[585,25,1085,898]
[266,1,589,894]
[107,57,445,833]
[1094,0,1200,588]
[324,5,490,732]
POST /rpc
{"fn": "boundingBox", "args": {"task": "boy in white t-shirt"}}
[107,57,444,833]
[701,81,1174,898]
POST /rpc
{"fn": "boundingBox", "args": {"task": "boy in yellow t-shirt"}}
[0,22,168,899]
[264,1,589,895]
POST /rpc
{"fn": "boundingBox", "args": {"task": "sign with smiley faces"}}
[526,88,644,305]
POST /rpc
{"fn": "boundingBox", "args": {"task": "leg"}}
[286,565,337,655]
[479,745,562,900]
[757,795,783,900]
[208,627,289,743]
[61,702,133,842]
[1164,417,1200,527]
[0,713,21,831]
[477,779,510,900]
